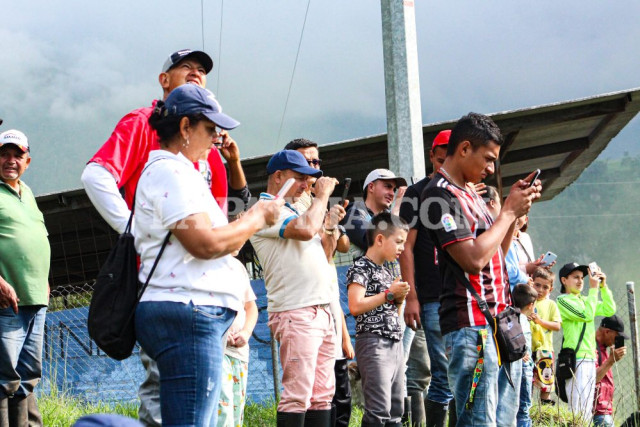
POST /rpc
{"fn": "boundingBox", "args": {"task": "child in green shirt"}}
[557,262,615,425]
[529,267,561,404]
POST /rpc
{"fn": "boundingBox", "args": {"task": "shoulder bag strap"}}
[575,322,587,353]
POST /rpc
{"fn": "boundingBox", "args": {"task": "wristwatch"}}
[323,226,336,235]
[384,289,395,302]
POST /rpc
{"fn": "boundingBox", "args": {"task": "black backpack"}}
[87,164,170,360]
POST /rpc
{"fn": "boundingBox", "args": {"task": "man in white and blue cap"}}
[250,150,346,426]
[81,49,248,426]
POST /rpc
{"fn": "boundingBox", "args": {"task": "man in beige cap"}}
[0,129,50,426]
[340,169,407,260]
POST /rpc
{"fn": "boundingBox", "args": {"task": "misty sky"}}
[2,0,639,195]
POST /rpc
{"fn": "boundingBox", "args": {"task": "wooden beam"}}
[501,137,589,164]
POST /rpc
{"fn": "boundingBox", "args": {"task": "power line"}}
[216,0,224,96]
[201,0,205,50]
[531,213,640,219]
[571,181,640,185]
[276,0,312,145]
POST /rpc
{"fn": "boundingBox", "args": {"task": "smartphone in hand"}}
[615,335,625,349]
[588,262,600,277]
[540,251,557,266]
[528,169,541,188]
[341,178,352,205]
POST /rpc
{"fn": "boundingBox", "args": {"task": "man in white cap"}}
[0,130,50,426]
[340,169,407,260]
[81,49,249,426]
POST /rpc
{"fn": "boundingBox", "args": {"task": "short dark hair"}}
[512,284,538,310]
[447,113,503,156]
[366,212,408,247]
[532,267,555,284]
[284,138,318,151]
[482,185,500,205]
[148,101,206,146]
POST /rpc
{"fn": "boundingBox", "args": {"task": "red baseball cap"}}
[432,130,451,150]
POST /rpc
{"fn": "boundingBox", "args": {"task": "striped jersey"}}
[422,172,510,335]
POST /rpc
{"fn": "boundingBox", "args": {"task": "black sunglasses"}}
[307,159,322,167]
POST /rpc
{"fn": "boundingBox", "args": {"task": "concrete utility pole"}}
[380,0,426,181]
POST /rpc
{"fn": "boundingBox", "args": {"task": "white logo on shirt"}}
[441,214,457,232]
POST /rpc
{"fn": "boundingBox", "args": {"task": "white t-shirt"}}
[224,262,257,362]
[134,150,242,312]
[250,193,332,312]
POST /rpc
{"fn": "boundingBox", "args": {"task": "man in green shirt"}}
[0,129,50,426]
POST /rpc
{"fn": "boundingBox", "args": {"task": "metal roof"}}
[240,87,640,201]
[36,87,640,289]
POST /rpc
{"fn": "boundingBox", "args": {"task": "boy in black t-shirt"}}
[346,212,410,426]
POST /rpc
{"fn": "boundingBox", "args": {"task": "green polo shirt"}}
[0,181,50,306]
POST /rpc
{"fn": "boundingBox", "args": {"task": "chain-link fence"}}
[39,261,357,406]
[559,283,640,424]
[40,265,639,424]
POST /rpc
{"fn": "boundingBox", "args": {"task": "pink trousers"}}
[268,305,336,413]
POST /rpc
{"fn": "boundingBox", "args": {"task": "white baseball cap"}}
[362,168,407,190]
[0,129,29,153]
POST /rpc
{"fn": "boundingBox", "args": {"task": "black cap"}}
[559,262,589,279]
[600,315,629,339]
[161,49,213,74]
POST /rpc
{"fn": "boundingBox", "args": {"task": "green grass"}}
[243,399,365,426]
[37,392,597,427]
[38,393,138,427]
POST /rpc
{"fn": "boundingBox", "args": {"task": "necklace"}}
[438,167,465,189]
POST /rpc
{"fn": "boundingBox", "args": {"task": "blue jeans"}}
[444,326,499,426]
[516,360,534,427]
[593,414,614,427]
[422,302,453,405]
[496,362,522,427]
[0,306,46,398]
[135,301,235,427]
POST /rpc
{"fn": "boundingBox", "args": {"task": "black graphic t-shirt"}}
[345,256,403,341]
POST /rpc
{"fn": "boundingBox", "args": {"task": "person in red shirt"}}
[81,49,249,426]
[594,315,628,427]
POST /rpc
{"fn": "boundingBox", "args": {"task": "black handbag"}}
[556,323,587,403]
[434,246,526,387]
[88,164,171,360]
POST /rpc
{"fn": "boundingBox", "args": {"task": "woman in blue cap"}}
[134,84,282,426]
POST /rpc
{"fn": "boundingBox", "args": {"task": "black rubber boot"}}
[409,393,426,426]
[8,395,28,427]
[332,359,352,427]
[0,396,9,427]
[447,399,457,427]
[384,422,402,427]
[26,394,42,427]
[424,399,447,427]
[303,409,332,427]
[401,396,412,426]
[277,411,306,427]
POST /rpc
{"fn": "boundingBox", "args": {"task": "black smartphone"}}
[528,169,541,188]
[341,178,351,204]
[615,335,625,349]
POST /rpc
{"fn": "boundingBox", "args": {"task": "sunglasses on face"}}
[307,159,322,167]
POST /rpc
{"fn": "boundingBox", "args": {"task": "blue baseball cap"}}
[163,84,240,130]
[266,150,323,177]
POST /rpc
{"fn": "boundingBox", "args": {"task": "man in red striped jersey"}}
[421,112,541,425]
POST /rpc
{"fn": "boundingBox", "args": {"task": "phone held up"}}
[540,251,557,267]
[588,262,600,277]
[341,178,352,205]
[527,169,541,188]
[615,335,625,349]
